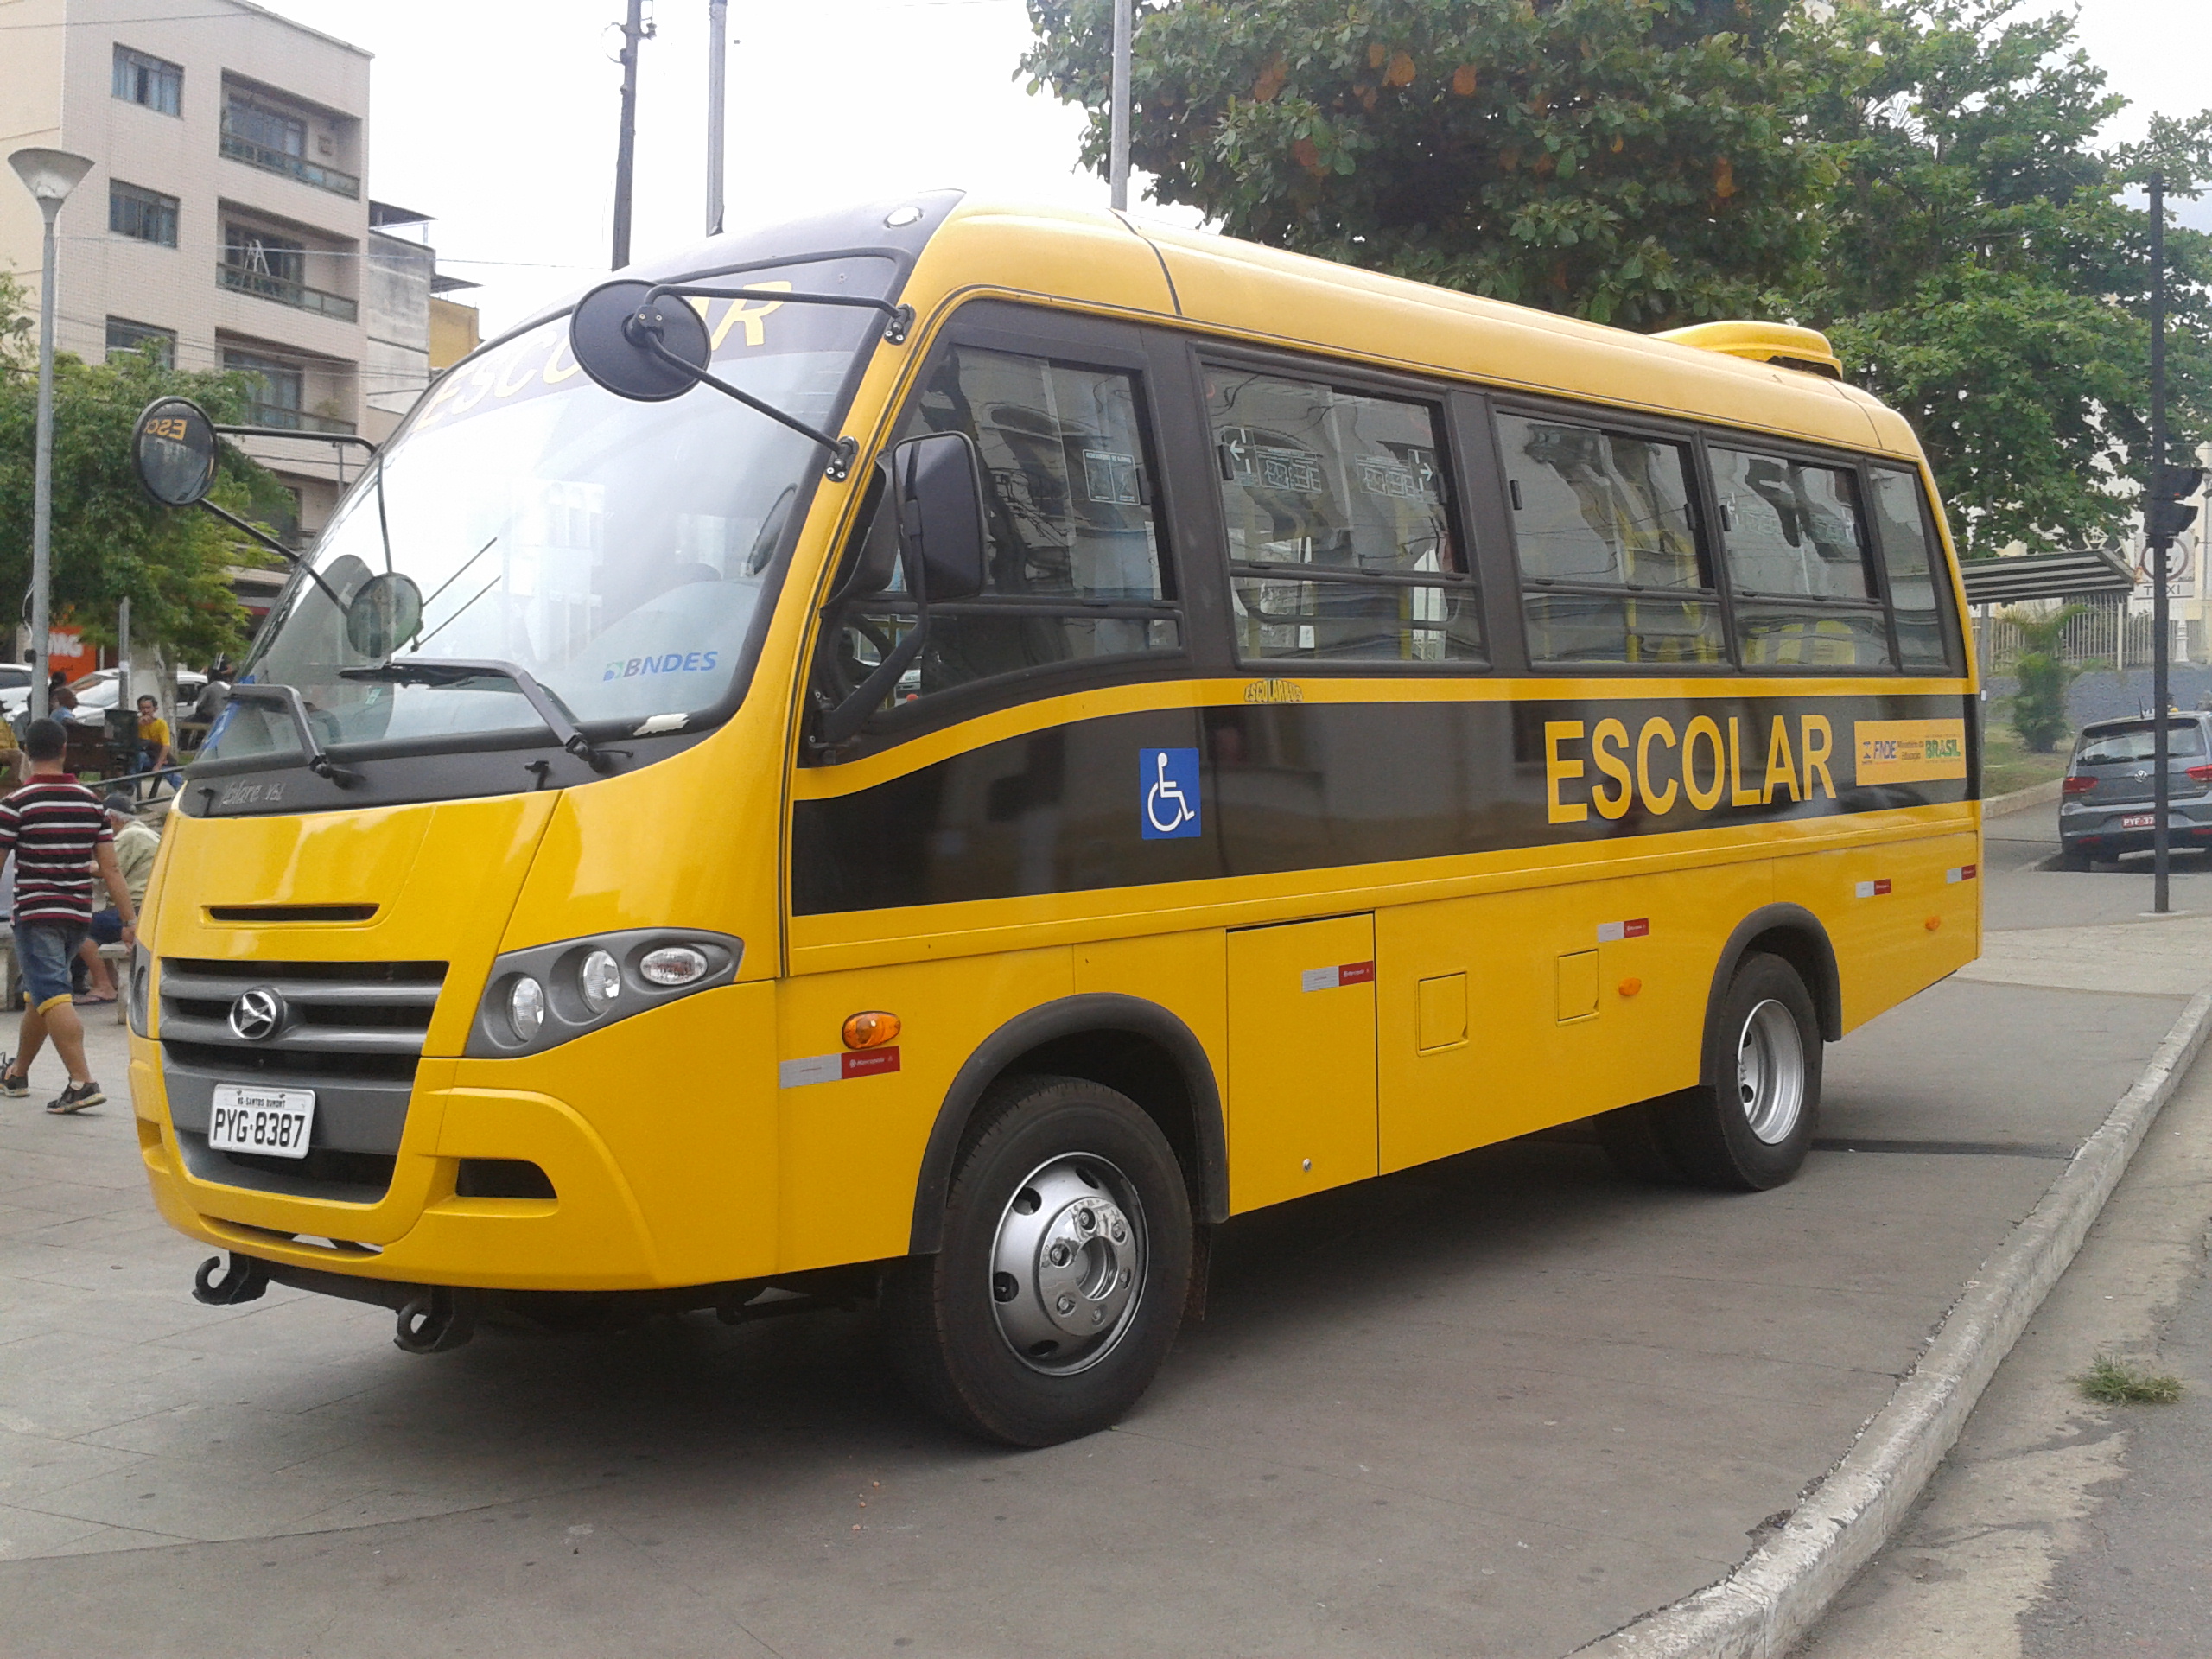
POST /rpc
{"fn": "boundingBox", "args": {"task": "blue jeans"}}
[15,919,89,1014]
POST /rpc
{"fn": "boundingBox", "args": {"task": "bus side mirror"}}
[132,397,219,507]
[891,431,987,601]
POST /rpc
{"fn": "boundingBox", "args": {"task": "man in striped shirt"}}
[0,719,138,1114]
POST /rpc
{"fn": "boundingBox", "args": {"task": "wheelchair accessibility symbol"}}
[1141,747,1202,840]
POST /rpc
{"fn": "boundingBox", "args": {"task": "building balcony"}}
[218,262,358,324]
[220,127,360,198]
[241,402,356,435]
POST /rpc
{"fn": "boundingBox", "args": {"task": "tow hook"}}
[393,1287,478,1355]
[193,1253,270,1306]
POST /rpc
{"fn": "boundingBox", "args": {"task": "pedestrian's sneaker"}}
[46,1080,104,1115]
[0,1057,28,1098]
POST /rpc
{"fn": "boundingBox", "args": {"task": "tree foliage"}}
[0,275,279,664]
[2005,602,2082,752]
[1803,0,2212,558]
[1020,0,2212,559]
[1021,0,1834,329]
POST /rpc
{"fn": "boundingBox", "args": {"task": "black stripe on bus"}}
[791,692,1975,915]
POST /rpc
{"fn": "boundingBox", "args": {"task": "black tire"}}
[880,1074,1192,1447]
[1592,1099,1686,1184]
[1652,952,1822,1192]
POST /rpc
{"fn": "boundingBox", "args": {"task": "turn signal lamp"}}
[843,1011,901,1050]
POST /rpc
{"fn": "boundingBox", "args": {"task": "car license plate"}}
[207,1085,315,1160]
[2121,812,2157,830]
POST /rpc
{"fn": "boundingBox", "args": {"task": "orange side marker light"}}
[843,1011,902,1050]
[1618,977,1642,997]
[1924,917,1942,931]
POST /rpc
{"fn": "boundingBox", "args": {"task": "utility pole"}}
[1109,0,1131,211]
[610,0,652,269]
[706,0,728,236]
[2150,169,2173,912]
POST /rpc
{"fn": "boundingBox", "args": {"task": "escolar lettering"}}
[1548,713,1840,825]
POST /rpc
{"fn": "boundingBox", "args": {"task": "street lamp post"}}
[9,146,95,724]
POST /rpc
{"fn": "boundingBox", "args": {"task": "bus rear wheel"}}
[882,1074,1192,1447]
[1657,952,1822,1192]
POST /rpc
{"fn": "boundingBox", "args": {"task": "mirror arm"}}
[194,499,350,613]
[631,327,860,481]
[212,425,379,453]
[640,283,913,346]
[223,683,359,787]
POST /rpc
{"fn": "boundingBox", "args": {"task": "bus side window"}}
[840,346,1183,710]
[1497,413,1724,667]
[1203,368,1482,664]
[1711,447,1893,671]
[1867,469,1962,673]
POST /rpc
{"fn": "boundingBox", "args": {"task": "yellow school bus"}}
[126,194,1977,1446]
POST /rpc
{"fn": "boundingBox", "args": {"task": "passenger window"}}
[1497,414,1723,666]
[836,346,1179,706]
[1205,369,1481,663]
[1867,468,1961,672]
[1713,448,1891,670]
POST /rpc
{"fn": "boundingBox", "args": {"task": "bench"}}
[0,928,130,1026]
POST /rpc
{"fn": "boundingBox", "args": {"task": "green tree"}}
[1802,0,2212,559]
[2005,603,2082,752]
[1020,0,1838,328]
[0,283,280,665]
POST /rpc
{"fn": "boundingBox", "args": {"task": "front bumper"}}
[132,978,780,1292]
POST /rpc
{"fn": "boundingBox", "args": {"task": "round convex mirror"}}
[569,279,710,403]
[131,397,219,507]
[345,571,424,658]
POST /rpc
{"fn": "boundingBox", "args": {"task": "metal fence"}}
[1974,600,2190,673]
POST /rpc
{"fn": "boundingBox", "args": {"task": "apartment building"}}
[2,0,376,543]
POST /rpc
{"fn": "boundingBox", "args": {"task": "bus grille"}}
[158,958,446,1203]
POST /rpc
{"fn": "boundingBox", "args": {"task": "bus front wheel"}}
[1658,952,1822,1191]
[882,1074,1193,1447]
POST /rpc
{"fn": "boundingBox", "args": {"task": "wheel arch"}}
[907,994,1228,1255]
[1707,903,1843,1053]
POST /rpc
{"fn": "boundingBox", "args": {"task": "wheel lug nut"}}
[1077,1210,1095,1232]
[1091,1309,1105,1325]
[1109,1221,1125,1243]
[1117,1268,1131,1289]
[1056,1294,1076,1315]
[1048,1242,1071,1267]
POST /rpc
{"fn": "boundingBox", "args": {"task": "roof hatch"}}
[1654,320,1843,379]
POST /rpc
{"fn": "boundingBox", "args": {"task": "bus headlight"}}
[508,976,547,1041]
[578,950,622,1014]
[467,929,742,1058]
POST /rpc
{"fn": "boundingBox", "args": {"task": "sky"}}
[257,0,2212,341]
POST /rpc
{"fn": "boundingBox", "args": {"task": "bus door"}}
[1224,912,1378,1211]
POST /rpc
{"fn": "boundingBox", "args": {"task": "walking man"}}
[0,720,137,1113]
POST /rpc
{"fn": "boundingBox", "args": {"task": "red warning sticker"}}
[1854,878,1893,899]
[1301,961,1376,992]
[1945,864,1979,884]
[1596,918,1650,942]
[779,1046,902,1088]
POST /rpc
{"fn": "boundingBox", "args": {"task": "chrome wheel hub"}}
[1737,997,1807,1145]
[989,1155,1147,1376]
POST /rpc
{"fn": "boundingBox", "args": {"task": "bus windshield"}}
[207,256,890,766]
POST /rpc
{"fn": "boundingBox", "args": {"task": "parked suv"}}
[2058,714,2212,869]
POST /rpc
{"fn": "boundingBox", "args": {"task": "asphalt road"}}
[1,811,2199,1659]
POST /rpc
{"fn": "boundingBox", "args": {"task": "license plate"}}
[207,1085,315,1160]
[2121,812,2157,829]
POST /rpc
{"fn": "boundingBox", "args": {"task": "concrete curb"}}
[1572,983,2212,1659]
[1983,776,2064,818]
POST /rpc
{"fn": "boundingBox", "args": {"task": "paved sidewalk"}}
[0,819,2202,1657]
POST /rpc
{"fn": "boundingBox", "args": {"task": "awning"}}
[1960,548,2135,607]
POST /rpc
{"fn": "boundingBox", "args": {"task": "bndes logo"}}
[604,650,720,683]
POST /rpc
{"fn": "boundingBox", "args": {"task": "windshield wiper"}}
[338,658,614,772]
[223,683,359,787]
